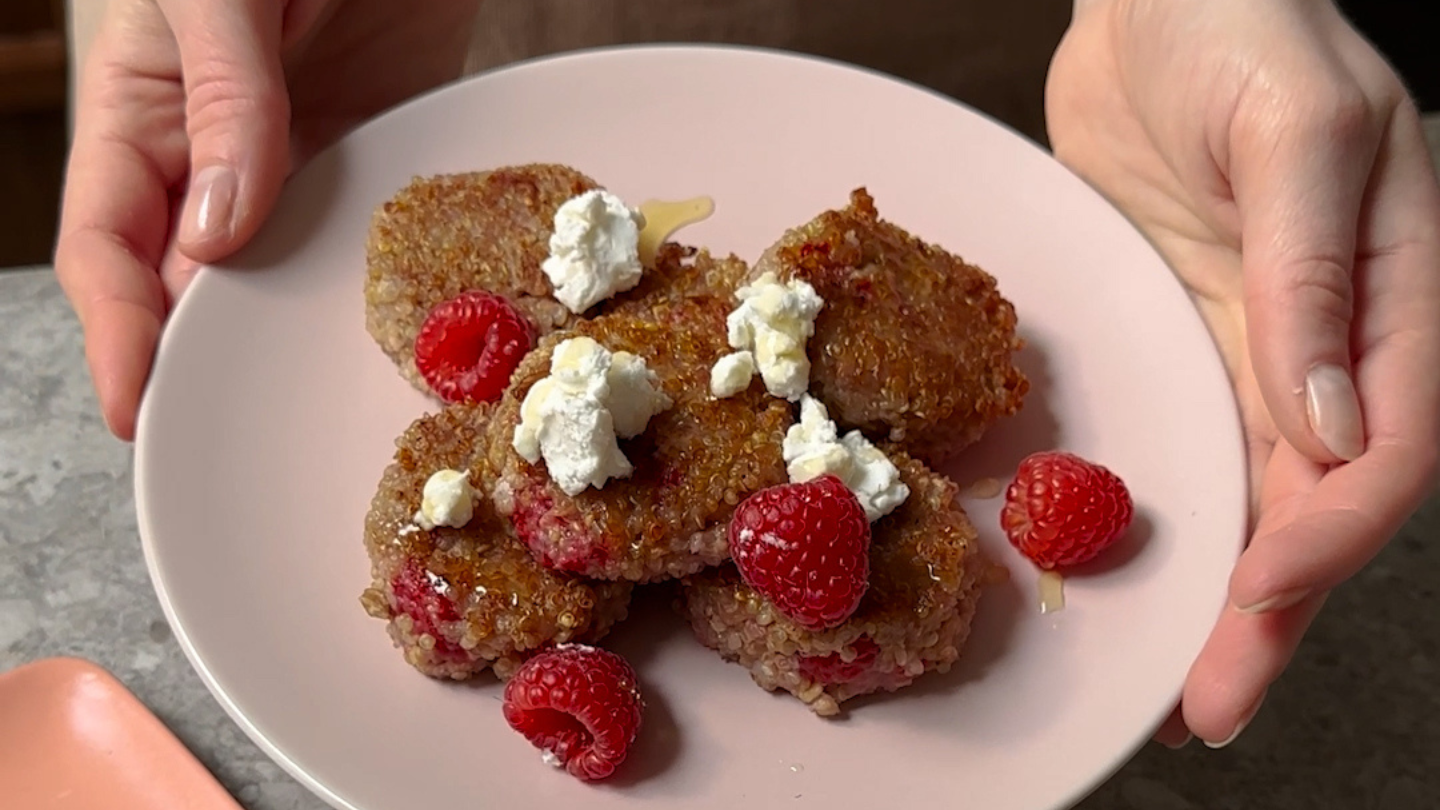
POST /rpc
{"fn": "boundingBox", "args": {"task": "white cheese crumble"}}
[512,336,671,496]
[413,469,476,530]
[724,271,823,401]
[541,190,647,313]
[782,395,909,521]
[709,350,756,398]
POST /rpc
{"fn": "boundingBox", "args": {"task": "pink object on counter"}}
[0,657,242,810]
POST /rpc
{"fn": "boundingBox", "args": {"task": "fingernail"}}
[178,165,238,247]
[1305,364,1364,461]
[1163,733,1194,750]
[1205,692,1265,750]
[1237,586,1309,614]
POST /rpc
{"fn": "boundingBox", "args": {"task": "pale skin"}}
[1049,0,1440,747]
[54,0,1440,750]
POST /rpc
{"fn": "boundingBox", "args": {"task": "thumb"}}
[160,0,290,267]
[1232,93,1381,464]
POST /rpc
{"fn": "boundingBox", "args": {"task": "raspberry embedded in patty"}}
[728,475,872,631]
[387,559,468,662]
[414,291,535,404]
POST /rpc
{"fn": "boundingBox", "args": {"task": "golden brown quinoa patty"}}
[360,403,632,680]
[364,164,598,394]
[680,448,989,716]
[753,188,1029,464]
[487,297,793,583]
[364,165,750,398]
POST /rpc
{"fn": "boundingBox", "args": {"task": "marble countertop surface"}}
[5,112,1440,807]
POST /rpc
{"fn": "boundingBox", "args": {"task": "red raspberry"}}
[1000,451,1134,569]
[797,637,880,684]
[728,475,871,631]
[502,645,643,781]
[389,561,465,660]
[414,291,534,403]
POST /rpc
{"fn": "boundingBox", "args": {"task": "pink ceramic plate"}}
[0,658,242,809]
[134,46,1246,810]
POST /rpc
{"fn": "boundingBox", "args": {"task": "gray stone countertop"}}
[1,266,1437,810]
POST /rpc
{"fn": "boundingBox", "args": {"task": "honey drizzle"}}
[637,196,716,265]
[1038,570,1066,614]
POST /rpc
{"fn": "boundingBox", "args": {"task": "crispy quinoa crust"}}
[364,165,598,394]
[754,188,1029,464]
[360,403,632,680]
[680,448,988,716]
[602,242,751,316]
[487,297,794,583]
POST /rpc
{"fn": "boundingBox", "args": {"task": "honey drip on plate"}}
[1038,570,1066,614]
[637,197,715,265]
[962,477,1003,500]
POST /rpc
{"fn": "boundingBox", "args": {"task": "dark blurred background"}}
[0,0,66,269]
[0,0,1434,267]
[1342,0,1437,110]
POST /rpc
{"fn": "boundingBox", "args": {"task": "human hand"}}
[1046,0,1440,747]
[54,0,481,440]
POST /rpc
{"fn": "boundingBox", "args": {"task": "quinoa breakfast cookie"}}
[753,188,1029,464]
[365,164,752,402]
[360,403,633,680]
[365,164,599,394]
[680,446,989,716]
[486,296,794,583]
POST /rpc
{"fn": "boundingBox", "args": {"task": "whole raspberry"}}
[502,645,643,781]
[1000,451,1134,569]
[389,561,465,660]
[414,291,534,403]
[728,475,871,631]
[797,636,880,684]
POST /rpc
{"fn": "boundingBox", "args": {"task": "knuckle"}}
[1235,79,1378,154]
[184,69,288,132]
[1272,258,1355,328]
[1295,84,1375,148]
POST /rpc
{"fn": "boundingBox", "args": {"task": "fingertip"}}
[176,146,290,266]
[1182,595,1326,745]
[1304,363,1365,462]
[89,353,139,442]
[1181,608,1273,743]
[102,394,138,443]
[1152,706,1193,749]
[1200,689,1266,750]
[1234,586,1309,615]
[1162,732,1194,750]
[176,120,293,258]
[1227,545,1311,615]
[1182,661,1263,747]
[83,304,162,443]
[175,164,238,260]
[1250,348,1363,468]
[1226,548,1277,616]
[168,0,293,266]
